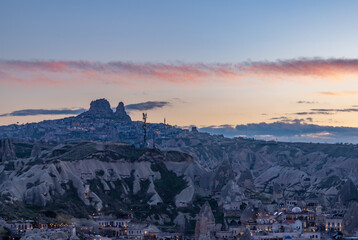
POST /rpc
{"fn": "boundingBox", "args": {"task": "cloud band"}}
[0,108,86,117]
[2,58,358,87]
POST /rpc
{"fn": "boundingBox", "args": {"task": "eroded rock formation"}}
[0,138,16,162]
[343,201,358,236]
[195,201,216,240]
[79,98,114,118]
[115,102,131,122]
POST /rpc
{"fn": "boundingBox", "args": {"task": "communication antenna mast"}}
[142,113,147,147]
[152,131,156,149]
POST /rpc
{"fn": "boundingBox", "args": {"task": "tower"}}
[152,131,156,149]
[142,113,147,147]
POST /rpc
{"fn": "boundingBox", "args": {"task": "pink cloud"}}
[242,58,358,78]
[318,91,358,96]
[1,58,358,87]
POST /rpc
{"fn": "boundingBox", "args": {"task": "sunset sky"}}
[2,0,358,142]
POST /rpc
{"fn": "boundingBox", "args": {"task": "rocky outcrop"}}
[78,99,132,122]
[30,143,41,158]
[195,202,216,240]
[175,176,195,207]
[213,159,235,190]
[115,102,131,122]
[338,179,358,205]
[273,182,283,200]
[343,201,358,236]
[0,138,16,162]
[0,141,195,222]
[79,98,114,118]
[240,204,257,224]
[238,169,254,189]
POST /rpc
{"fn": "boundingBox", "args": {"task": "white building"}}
[325,217,343,232]
[96,217,131,228]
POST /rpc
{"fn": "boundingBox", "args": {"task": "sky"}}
[2,0,358,142]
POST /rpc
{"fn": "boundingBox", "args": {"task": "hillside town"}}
[0,194,357,239]
[0,99,183,146]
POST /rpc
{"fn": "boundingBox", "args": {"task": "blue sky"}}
[2,0,358,62]
[2,1,358,143]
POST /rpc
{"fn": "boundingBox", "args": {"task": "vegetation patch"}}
[95,169,105,177]
[37,180,95,218]
[13,142,34,159]
[318,175,342,189]
[152,163,188,204]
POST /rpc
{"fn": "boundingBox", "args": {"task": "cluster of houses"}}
[194,196,358,240]
[0,195,356,240]
[0,213,183,240]
[93,214,182,240]
[0,218,77,239]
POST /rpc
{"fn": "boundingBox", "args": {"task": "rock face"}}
[30,143,41,158]
[238,169,254,189]
[273,182,283,200]
[0,138,16,162]
[78,99,132,122]
[338,179,358,205]
[343,201,358,236]
[240,204,257,224]
[195,202,216,240]
[79,98,114,118]
[115,102,131,122]
[0,141,195,222]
